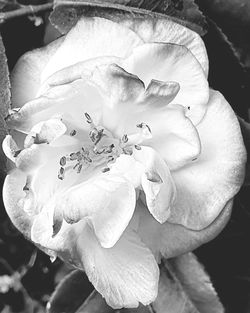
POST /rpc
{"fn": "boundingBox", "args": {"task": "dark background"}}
[1,0,250,312]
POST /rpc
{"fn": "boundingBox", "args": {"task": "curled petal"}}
[91,63,145,104]
[121,17,209,77]
[168,90,246,229]
[133,146,176,223]
[144,80,180,107]
[3,169,34,237]
[41,17,143,81]
[60,175,136,248]
[2,135,20,162]
[122,42,209,125]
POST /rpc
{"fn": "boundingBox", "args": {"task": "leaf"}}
[196,0,250,70]
[50,0,207,36]
[47,269,94,313]
[203,19,250,120]
[0,32,10,173]
[152,253,224,313]
[75,290,114,313]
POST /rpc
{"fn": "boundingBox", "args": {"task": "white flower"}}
[2,17,246,308]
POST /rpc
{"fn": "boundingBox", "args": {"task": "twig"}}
[0,3,53,24]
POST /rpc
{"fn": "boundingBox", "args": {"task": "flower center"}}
[58,113,152,180]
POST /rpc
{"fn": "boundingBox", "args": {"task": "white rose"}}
[2,16,246,308]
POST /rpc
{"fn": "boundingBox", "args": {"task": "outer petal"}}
[78,226,159,309]
[10,37,64,108]
[41,17,143,82]
[121,42,209,125]
[30,213,159,309]
[136,199,233,262]
[120,17,209,77]
[60,175,136,248]
[169,90,246,229]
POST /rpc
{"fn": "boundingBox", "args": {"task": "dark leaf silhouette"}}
[50,0,207,36]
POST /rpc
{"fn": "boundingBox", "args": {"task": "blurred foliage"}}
[0,0,250,312]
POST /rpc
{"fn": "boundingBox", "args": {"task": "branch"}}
[0,3,53,24]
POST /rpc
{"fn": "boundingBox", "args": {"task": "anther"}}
[58,167,65,180]
[122,134,128,143]
[84,112,92,124]
[70,130,76,136]
[102,167,110,173]
[137,122,151,133]
[135,145,142,150]
[60,156,66,166]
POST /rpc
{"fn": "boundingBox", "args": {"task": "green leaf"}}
[0,32,10,173]
[50,0,207,36]
[152,253,224,313]
[47,269,94,313]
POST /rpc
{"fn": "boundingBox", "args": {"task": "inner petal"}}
[121,42,209,125]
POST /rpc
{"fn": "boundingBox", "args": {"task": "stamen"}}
[122,134,128,143]
[70,130,76,136]
[58,167,65,180]
[60,156,66,166]
[102,167,110,173]
[137,122,151,133]
[84,112,92,124]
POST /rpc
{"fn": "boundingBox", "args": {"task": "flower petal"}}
[136,199,233,261]
[118,103,201,170]
[168,90,246,229]
[60,175,136,248]
[144,80,180,107]
[2,135,19,163]
[133,146,176,223]
[76,225,159,309]
[3,169,34,238]
[10,37,64,108]
[121,17,209,77]
[42,17,143,82]
[6,79,104,134]
[31,216,159,309]
[121,42,209,125]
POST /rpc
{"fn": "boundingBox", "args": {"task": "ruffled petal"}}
[59,175,136,248]
[120,18,209,77]
[6,79,104,134]
[10,37,64,108]
[133,146,176,223]
[117,103,201,170]
[168,90,246,229]
[136,199,233,261]
[42,17,143,82]
[121,42,209,125]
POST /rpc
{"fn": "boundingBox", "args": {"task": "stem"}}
[0,3,53,24]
